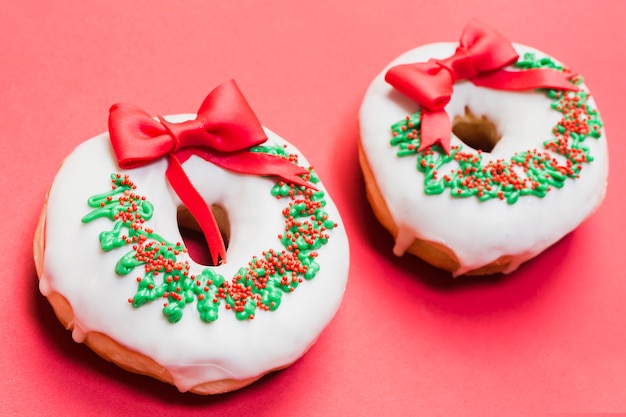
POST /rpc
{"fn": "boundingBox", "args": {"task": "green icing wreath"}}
[81,145,337,324]
[389,53,603,204]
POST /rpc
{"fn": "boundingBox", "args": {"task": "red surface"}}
[2,1,625,415]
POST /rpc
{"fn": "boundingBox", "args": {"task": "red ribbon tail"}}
[471,68,578,91]
[166,154,227,266]
[420,110,452,154]
[196,150,317,190]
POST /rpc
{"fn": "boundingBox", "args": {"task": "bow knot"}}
[385,20,577,154]
[437,52,477,80]
[108,80,312,265]
[158,117,210,152]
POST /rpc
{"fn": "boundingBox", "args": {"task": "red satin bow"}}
[385,20,578,154]
[109,79,311,265]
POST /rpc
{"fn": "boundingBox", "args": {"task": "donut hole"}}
[452,106,501,153]
[177,205,231,266]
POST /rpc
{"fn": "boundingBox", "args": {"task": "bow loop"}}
[459,20,518,71]
[109,103,174,168]
[385,61,455,112]
[194,80,269,153]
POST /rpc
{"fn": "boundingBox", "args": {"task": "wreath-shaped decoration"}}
[388,50,602,204]
[81,144,337,324]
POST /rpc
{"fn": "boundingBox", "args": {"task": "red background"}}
[2,1,625,415]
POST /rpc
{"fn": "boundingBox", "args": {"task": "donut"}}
[34,80,349,394]
[359,21,608,276]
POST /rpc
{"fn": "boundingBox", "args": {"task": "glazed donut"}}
[34,81,349,394]
[359,21,608,276]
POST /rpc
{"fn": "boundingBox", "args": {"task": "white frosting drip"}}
[40,116,349,392]
[359,43,608,275]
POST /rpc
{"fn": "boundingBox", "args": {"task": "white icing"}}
[359,43,608,275]
[40,116,349,392]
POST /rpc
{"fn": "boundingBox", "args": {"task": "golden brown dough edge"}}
[33,202,288,394]
[357,139,512,276]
